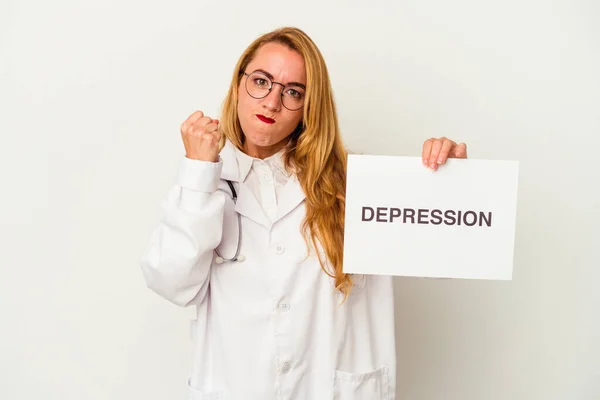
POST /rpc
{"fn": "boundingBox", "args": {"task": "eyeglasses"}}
[243,70,305,111]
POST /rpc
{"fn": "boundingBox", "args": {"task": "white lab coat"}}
[141,140,397,400]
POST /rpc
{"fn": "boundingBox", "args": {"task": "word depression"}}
[361,206,493,227]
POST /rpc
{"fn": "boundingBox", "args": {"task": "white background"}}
[1,0,598,399]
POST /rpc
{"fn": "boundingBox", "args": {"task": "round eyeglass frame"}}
[243,71,305,111]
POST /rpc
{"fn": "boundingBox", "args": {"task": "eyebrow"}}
[254,69,306,90]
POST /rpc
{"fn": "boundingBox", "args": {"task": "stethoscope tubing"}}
[214,180,243,263]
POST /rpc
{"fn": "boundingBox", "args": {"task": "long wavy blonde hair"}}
[219,27,353,300]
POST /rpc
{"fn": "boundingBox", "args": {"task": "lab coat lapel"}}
[219,141,271,229]
[234,182,271,229]
[271,176,306,224]
[218,140,305,229]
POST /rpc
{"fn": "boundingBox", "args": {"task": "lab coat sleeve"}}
[140,156,225,307]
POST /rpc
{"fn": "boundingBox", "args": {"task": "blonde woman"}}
[141,27,467,400]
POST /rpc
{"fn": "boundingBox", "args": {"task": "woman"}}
[141,27,467,400]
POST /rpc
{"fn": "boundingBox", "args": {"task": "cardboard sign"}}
[343,155,519,280]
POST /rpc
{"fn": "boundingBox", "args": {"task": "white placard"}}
[343,155,519,280]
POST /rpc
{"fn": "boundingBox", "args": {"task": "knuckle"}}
[191,128,204,136]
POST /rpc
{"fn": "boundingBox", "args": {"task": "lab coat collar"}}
[231,142,292,181]
[265,150,292,178]
[232,145,253,182]
[219,140,305,230]
[219,141,241,182]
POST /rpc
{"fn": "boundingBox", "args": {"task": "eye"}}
[286,88,303,99]
[254,78,269,87]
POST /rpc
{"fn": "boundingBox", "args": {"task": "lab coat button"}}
[280,362,291,374]
[279,302,290,312]
[276,245,285,254]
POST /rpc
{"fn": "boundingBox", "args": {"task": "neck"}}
[243,139,288,159]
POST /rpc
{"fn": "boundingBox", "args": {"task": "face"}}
[237,42,306,159]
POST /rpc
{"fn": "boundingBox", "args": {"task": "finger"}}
[422,139,434,166]
[190,116,213,133]
[204,121,218,132]
[203,121,220,136]
[428,138,444,170]
[437,139,454,165]
[209,119,221,137]
[200,129,220,145]
[453,142,467,158]
[181,110,204,133]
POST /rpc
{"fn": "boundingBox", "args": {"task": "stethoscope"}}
[214,180,246,264]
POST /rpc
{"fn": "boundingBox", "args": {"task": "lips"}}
[256,114,275,124]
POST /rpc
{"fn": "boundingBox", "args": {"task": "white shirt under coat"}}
[141,140,397,400]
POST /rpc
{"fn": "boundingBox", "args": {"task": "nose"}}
[261,84,284,112]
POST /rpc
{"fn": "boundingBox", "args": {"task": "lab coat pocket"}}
[333,366,389,400]
[187,378,227,400]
